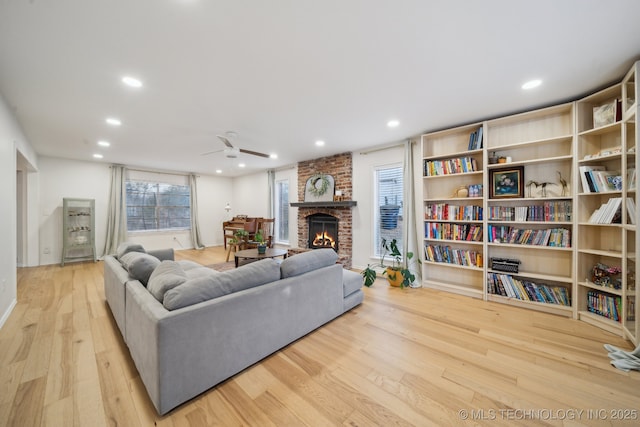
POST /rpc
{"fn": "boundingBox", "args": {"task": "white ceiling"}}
[1,0,640,177]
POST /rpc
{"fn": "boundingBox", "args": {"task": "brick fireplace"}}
[294,152,354,269]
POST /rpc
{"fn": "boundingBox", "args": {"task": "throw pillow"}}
[119,251,161,286]
[280,248,338,279]
[163,258,281,311]
[116,241,145,259]
[147,260,188,302]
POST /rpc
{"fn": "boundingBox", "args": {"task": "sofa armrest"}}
[147,248,174,261]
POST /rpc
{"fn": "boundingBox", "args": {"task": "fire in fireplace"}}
[307,213,338,251]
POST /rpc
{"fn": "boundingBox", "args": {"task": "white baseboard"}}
[0,298,17,330]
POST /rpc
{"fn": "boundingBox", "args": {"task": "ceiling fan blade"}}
[239,148,270,158]
[200,148,224,156]
[216,135,234,148]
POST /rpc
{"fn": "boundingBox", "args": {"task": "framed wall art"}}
[489,166,524,199]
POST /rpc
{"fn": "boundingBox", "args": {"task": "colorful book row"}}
[487,225,571,247]
[424,244,482,267]
[425,203,483,221]
[423,157,478,176]
[425,223,483,241]
[488,201,572,222]
[487,273,571,306]
[587,290,623,322]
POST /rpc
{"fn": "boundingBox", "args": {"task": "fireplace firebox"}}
[307,213,338,251]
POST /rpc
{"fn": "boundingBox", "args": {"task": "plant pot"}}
[385,267,404,287]
[257,244,267,254]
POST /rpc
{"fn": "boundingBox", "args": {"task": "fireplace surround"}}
[295,152,354,268]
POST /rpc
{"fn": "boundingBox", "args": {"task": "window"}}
[126,172,191,232]
[275,179,289,243]
[374,164,403,257]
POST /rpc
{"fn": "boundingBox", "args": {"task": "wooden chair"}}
[246,218,274,248]
[223,216,247,249]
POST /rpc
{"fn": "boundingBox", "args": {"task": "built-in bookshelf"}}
[419,61,639,343]
[575,71,639,340]
[484,103,575,316]
[421,123,485,298]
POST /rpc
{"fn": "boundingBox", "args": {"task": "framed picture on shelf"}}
[489,166,524,199]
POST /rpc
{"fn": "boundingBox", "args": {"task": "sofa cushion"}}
[163,258,281,311]
[280,248,338,279]
[116,241,145,259]
[147,260,188,302]
[177,260,205,271]
[342,269,362,297]
[185,266,219,280]
[119,251,161,286]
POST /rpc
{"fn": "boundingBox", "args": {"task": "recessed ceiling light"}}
[522,79,542,90]
[215,169,222,174]
[122,76,143,88]
[269,153,278,159]
[93,153,103,159]
[97,140,110,147]
[106,117,122,126]
[238,163,246,168]
[387,119,400,128]
[315,140,325,147]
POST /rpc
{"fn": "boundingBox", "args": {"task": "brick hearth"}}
[296,152,353,269]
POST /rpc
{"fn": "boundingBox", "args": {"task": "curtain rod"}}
[110,164,200,178]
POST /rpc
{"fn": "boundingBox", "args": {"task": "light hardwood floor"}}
[1,246,639,426]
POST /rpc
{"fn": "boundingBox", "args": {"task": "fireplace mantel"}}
[290,201,357,208]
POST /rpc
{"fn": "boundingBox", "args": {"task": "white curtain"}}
[267,169,276,218]
[103,164,127,255]
[403,140,422,286]
[189,174,205,250]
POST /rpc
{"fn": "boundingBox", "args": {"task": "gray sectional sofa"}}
[103,243,363,415]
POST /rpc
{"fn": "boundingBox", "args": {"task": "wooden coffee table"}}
[234,248,288,267]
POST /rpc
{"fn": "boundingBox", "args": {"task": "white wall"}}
[351,145,404,270]
[0,92,38,328]
[38,157,236,263]
[231,171,270,217]
[38,157,111,265]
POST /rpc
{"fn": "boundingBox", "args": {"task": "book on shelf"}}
[488,201,572,222]
[587,290,622,322]
[578,165,606,193]
[588,197,622,224]
[578,166,621,193]
[425,222,483,241]
[424,203,483,221]
[424,244,482,267]
[487,225,571,247]
[467,126,483,150]
[423,157,478,176]
[487,273,571,306]
[627,197,636,225]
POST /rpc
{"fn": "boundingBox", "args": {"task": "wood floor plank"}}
[7,375,46,427]
[1,246,639,426]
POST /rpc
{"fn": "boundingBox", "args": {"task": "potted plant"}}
[234,229,249,249]
[362,238,415,288]
[254,230,267,254]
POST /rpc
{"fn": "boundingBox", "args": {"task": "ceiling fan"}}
[201,131,270,159]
